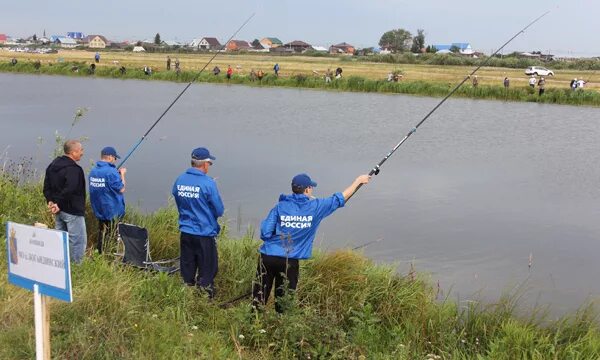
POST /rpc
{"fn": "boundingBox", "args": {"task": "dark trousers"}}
[252,253,299,313]
[97,219,115,254]
[180,232,218,298]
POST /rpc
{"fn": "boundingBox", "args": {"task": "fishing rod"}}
[218,238,385,308]
[347,11,550,200]
[585,69,598,84]
[117,13,255,168]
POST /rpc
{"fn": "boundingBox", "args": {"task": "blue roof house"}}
[432,42,473,55]
[67,32,85,39]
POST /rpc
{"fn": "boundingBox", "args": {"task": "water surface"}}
[2,73,599,315]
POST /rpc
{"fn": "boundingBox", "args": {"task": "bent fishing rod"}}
[347,11,550,200]
[117,13,255,168]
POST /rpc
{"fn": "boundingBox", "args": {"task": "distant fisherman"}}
[252,172,370,312]
[538,77,546,96]
[89,146,127,254]
[529,75,537,88]
[172,147,224,298]
[472,75,478,88]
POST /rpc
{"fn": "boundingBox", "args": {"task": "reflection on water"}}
[2,73,600,315]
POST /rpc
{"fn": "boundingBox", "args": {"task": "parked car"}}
[525,66,554,76]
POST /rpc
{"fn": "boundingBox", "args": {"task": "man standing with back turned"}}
[172,147,224,298]
[43,140,87,263]
[252,172,370,312]
[89,146,127,254]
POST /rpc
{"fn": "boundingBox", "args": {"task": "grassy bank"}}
[0,53,600,106]
[2,163,600,358]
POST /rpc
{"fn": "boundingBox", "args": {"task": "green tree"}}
[251,39,261,48]
[378,28,412,53]
[154,33,161,45]
[358,47,374,56]
[450,45,460,53]
[411,29,426,53]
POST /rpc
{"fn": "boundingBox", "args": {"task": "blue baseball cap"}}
[101,146,120,159]
[191,147,216,161]
[292,173,317,188]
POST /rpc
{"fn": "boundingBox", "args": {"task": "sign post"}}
[6,221,73,360]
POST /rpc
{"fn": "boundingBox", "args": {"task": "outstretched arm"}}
[260,206,278,240]
[342,175,371,201]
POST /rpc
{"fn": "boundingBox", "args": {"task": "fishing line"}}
[117,13,255,168]
[347,11,550,200]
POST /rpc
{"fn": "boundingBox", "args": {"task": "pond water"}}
[2,73,600,315]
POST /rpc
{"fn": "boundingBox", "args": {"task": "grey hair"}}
[63,140,81,155]
[191,159,209,167]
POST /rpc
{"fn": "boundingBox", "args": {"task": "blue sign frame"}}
[6,222,73,302]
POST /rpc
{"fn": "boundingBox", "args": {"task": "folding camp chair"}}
[117,222,179,274]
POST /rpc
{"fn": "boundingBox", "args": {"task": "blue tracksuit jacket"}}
[259,192,345,259]
[89,161,125,221]
[172,168,224,237]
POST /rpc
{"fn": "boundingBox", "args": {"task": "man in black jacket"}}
[43,140,87,263]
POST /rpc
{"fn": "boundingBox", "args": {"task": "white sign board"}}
[6,222,72,302]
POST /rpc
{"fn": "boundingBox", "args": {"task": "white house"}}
[189,37,222,50]
[85,35,110,49]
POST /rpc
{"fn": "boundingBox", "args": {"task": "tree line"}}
[379,28,434,53]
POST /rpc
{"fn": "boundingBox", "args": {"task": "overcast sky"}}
[2,0,598,57]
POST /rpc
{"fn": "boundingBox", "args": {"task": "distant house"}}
[250,42,270,52]
[85,35,110,48]
[269,46,294,54]
[379,47,392,55]
[260,37,283,48]
[132,46,146,52]
[226,40,251,51]
[329,42,355,55]
[190,37,221,50]
[109,42,127,49]
[0,34,7,44]
[66,32,85,40]
[312,46,328,52]
[518,51,554,61]
[283,40,312,53]
[162,40,182,47]
[54,36,78,48]
[432,42,473,55]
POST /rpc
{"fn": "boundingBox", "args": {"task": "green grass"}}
[2,60,600,107]
[2,164,600,358]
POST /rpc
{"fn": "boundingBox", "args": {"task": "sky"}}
[2,0,599,57]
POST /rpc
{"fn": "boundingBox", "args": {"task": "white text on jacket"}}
[177,185,200,199]
[280,215,313,229]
